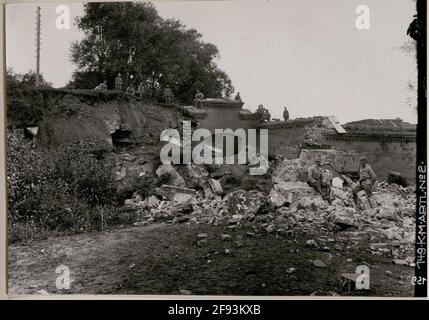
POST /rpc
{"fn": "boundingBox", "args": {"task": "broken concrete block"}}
[286,267,296,274]
[306,239,318,248]
[332,177,344,188]
[269,184,294,209]
[25,127,39,138]
[224,189,264,217]
[340,273,368,291]
[156,164,186,187]
[382,228,402,241]
[313,259,327,268]
[208,178,223,195]
[221,234,231,241]
[331,187,348,201]
[114,167,127,181]
[376,205,398,221]
[332,214,356,230]
[155,185,198,201]
[123,153,137,162]
[393,259,408,265]
[197,239,207,246]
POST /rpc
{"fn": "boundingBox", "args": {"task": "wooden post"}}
[35,6,41,87]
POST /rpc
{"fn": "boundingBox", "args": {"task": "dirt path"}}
[8,223,414,296]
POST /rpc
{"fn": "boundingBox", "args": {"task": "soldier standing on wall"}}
[137,81,145,99]
[234,92,242,102]
[115,73,123,91]
[283,107,289,122]
[307,157,332,203]
[352,155,377,209]
[164,85,174,104]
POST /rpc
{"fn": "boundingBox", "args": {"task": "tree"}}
[69,2,234,103]
[6,68,52,88]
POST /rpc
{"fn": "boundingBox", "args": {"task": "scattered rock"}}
[221,234,231,241]
[179,289,192,295]
[306,239,318,248]
[155,185,198,201]
[286,267,296,274]
[313,259,327,268]
[156,164,186,187]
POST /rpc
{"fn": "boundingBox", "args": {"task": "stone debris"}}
[155,185,199,201]
[179,289,192,295]
[123,156,415,265]
[286,267,296,274]
[221,234,231,241]
[313,259,327,268]
[306,239,318,248]
[340,273,367,291]
[156,164,186,187]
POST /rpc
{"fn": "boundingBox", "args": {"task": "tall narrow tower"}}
[35,6,41,87]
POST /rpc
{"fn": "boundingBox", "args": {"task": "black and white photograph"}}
[2,0,427,299]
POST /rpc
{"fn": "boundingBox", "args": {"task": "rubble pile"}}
[303,118,331,146]
[124,154,416,265]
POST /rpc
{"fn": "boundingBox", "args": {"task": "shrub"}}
[7,132,124,243]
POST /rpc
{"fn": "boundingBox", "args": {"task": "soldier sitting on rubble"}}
[307,157,332,203]
[125,84,136,96]
[352,155,377,209]
[94,80,107,91]
[194,89,204,107]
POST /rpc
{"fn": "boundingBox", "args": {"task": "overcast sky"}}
[5,0,418,124]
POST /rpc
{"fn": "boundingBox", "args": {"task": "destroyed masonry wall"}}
[187,99,260,133]
[8,88,181,151]
[322,134,416,183]
[9,88,417,183]
[264,117,417,182]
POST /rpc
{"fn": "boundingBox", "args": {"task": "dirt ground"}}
[8,223,414,296]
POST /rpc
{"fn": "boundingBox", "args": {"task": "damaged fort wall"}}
[265,117,334,159]
[264,117,417,183]
[187,99,260,133]
[322,135,416,182]
[8,88,181,150]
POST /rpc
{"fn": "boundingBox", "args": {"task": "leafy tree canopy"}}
[7,68,52,88]
[69,2,234,103]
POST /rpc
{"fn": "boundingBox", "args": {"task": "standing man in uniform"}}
[137,81,145,99]
[234,92,242,102]
[283,107,289,122]
[115,73,123,91]
[307,157,332,202]
[352,155,377,208]
[164,85,174,104]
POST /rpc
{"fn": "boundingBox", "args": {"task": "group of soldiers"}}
[95,76,246,106]
[307,155,377,209]
[254,105,289,124]
[94,73,146,98]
